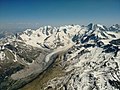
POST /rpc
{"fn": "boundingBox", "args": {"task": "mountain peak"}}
[87,23,106,31]
[109,24,120,31]
[87,23,94,30]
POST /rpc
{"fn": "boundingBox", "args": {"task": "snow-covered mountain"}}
[109,24,120,32]
[0,24,120,90]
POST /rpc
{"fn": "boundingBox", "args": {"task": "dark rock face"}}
[0,63,24,90]
[110,39,120,45]
[97,41,104,47]
[87,23,94,30]
[109,80,120,89]
[4,44,17,52]
[109,24,120,32]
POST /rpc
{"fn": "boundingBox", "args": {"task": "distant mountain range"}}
[0,23,120,90]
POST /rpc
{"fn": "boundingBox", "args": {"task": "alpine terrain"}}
[0,23,120,90]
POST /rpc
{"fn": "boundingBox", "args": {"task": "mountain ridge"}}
[0,23,120,90]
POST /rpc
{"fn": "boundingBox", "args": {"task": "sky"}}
[0,0,120,29]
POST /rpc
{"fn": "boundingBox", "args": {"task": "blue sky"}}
[0,0,120,27]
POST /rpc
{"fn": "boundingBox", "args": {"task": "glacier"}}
[0,23,120,90]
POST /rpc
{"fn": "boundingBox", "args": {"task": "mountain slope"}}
[0,24,120,90]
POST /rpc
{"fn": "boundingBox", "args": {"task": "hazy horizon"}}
[0,0,120,31]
